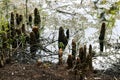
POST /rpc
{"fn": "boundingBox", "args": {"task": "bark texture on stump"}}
[30,32,37,57]
[67,54,73,68]
[58,48,63,65]
[74,57,81,70]
[32,26,39,41]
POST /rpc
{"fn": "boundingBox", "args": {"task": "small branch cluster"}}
[66,39,93,78]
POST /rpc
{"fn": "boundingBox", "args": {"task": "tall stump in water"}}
[88,44,93,71]
[72,39,76,60]
[79,47,84,64]
[10,12,15,38]
[99,23,106,52]
[58,27,69,50]
[34,8,41,27]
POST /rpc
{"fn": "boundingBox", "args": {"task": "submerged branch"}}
[56,9,76,15]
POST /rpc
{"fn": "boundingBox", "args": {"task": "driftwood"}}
[56,9,76,15]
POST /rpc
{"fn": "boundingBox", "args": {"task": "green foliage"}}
[107,15,115,28]
[0,17,9,31]
[0,17,8,49]
[95,0,120,28]
[20,33,26,47]
[59,42,64,49]
[115,1,120,5]
[101,0,106,4]
[1,0,11,19]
